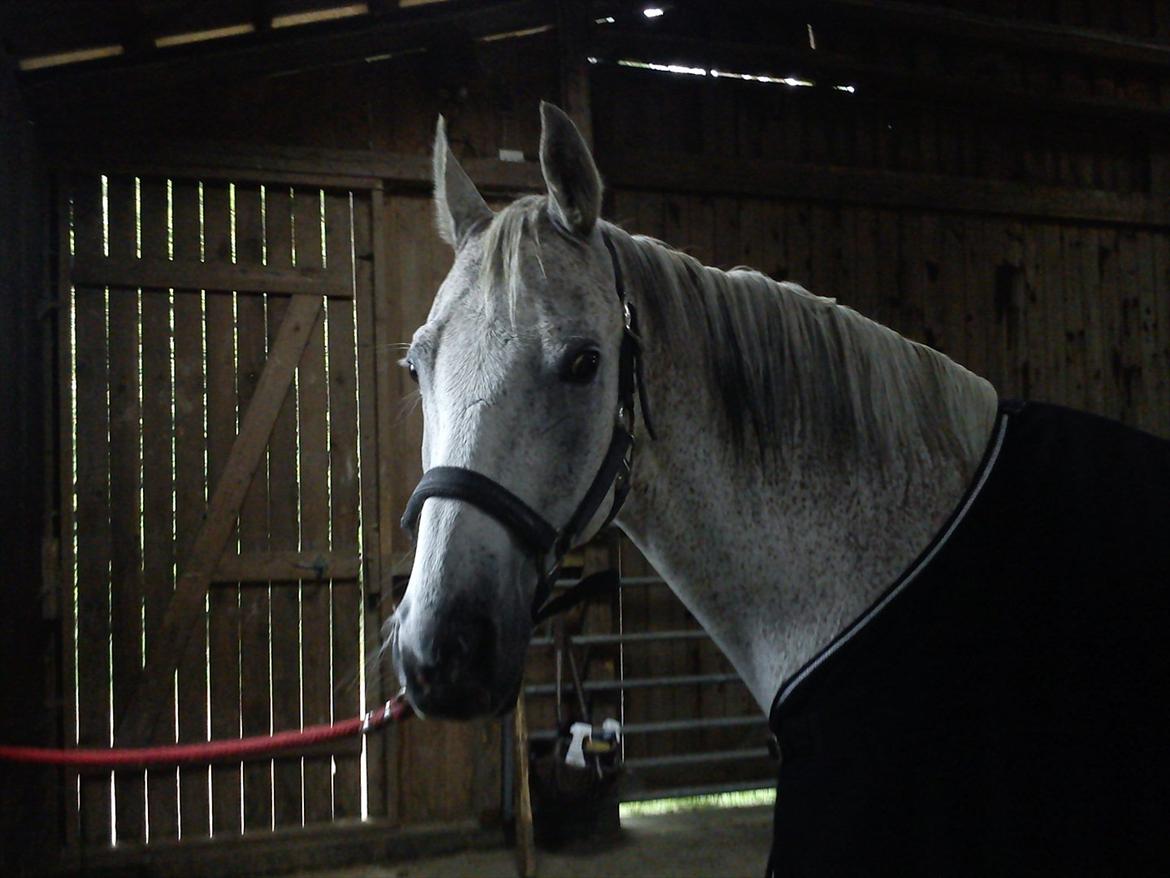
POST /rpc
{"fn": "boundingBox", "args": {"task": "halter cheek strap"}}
[399,229,651,623]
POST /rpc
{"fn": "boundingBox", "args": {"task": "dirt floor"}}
[291,805,772,878]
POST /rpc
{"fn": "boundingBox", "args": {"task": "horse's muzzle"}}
[394,607,500,719]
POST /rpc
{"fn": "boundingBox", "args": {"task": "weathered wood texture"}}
[25,0,1170,867]
[58,174,379,850]
[614,184,1170,435]
[380,194,502,825]
[0,54,55,878]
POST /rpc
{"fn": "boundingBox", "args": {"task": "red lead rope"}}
[0,692,414,769]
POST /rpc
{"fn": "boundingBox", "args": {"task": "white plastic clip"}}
[565,722,591,768]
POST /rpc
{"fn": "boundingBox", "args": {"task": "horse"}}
[386,102,1170,876]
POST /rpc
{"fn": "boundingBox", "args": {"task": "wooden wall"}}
[604,178,1170,440]
[10,0,1170,870]
[0,53,55,878]
[589,12,1170,439]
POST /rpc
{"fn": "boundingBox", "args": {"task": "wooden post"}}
[557,0,593,149]
[513,692,537,878]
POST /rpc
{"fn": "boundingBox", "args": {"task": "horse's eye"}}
[564,349,601,384]
[406,361,419,384]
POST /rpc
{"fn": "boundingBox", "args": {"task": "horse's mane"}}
[482,195,996,475]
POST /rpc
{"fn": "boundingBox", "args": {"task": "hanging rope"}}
[0,692,413,770]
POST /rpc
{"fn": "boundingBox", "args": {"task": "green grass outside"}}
[619,787,775,818]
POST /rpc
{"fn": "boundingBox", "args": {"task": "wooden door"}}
[56,172,392,847]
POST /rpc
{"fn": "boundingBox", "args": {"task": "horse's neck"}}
[616,321,998,712]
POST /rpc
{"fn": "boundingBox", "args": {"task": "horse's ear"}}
[539,101,602,236]
[433,115,492,248]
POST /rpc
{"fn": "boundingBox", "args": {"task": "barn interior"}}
[2,1,1169,876]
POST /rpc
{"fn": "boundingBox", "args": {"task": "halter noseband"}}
[399,230,655,623]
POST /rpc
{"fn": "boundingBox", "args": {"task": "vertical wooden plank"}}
[809,204,839,303]
[1060,226,1089,411]
[294,187,334,825]
[354,190,388,821]
[998,220,1029,402]
[376,190,417,820]
[834,203,857,317]
[72,173,113,846]
[204,182,242,837]
[325,191,363,819]
[233,183,274,833]
[850,207,880,324]
[1077,226,1106,417]
[786,202,813,293]
[387,195,460,823]
[874,208,901,340]
[939,213,968,374]
[1043,223,1068,407]
[138,177,179,840]
[265,185,305,830]
[172,179,210,840]
[984,219,1008,396]
[736,197,777,282]
[56,180,81,849]
[512,693,536,878]
[960,219,988,387]
[1116,229,1146,425]
[1151,231,1170,440]
[918,212,945,355]
[106,175,145,845]
[1133,230,1160,435]
[896,210,926,348]
[1021,222,1045,401]
[975,219,1003,394]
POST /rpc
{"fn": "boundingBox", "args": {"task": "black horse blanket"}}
[767,401,1170,877]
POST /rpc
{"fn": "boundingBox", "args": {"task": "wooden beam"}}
[512,693,536,878]
[600,150,1170,229]
[23,0,548,101]
[50,141,545,193]
[810,0,1170,70]
[592,31,1170,129]
[115,293,323,746]
[71,253,355,297]
[212,551,362,583]
[54,817,502,878]
[54,137,1170,229]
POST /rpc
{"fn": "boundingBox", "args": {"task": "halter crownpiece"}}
[400,229,653,622]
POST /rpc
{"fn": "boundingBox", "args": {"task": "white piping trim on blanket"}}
[774,413,1011,710]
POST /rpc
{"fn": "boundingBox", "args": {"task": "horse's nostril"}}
[399,606,499,718]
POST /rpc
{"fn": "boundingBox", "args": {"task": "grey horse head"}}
[389,103,624,718]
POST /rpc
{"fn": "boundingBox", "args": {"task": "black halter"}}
[400,230,655,623]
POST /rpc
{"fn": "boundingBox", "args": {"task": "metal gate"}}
[55,170,390,847]
[523,538,774,803]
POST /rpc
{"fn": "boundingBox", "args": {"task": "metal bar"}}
[524,672,742,697]
[552,575,665,588]
[529,714,765,742]
[624,748,772,771]
[623,715,766,735]
[619,779,776,803]
[530,628,709,647]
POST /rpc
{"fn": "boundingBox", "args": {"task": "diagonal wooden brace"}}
[116,293,323,746]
